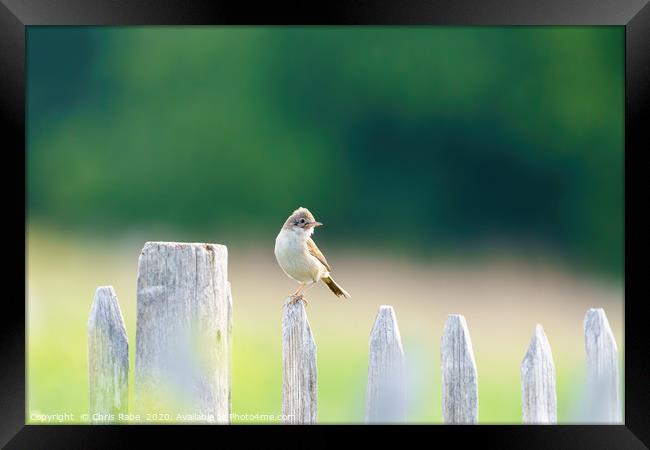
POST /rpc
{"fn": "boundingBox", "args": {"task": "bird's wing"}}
[307,237,331,272]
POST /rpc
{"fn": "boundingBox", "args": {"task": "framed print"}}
[2,0,648,447]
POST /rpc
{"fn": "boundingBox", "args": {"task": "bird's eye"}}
[299,218,306,224]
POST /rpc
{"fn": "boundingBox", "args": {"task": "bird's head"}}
[283,206,323,236]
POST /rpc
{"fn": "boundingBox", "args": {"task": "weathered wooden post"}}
[365,305,406,423]
[87,286,129,423]
[521,324,557,424]
[441,314,478,424]
[584,308,621,423]
[135,242,232,424]
[282,299,317,424]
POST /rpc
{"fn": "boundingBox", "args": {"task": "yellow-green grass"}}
[26,224,623,424]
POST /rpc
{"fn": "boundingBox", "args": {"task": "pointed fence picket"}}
[87,286,129,423]
[365,305,406,423]
[521,324,557,424]
[281,298,318,424]
[441,314,479,424]
[584,308,621,423]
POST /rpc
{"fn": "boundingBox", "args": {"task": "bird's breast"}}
[274,230,323,283]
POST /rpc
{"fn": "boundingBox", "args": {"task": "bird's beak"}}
[308,221,323,228]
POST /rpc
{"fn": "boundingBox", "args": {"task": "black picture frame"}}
[2,0,647,448]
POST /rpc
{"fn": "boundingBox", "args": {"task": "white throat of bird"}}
[292,225,315,238]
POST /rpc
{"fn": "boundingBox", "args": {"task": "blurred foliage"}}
[27,27,623,276]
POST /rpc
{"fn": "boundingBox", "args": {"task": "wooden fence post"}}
[584,308,621,423]
[87,286,128,423]
[441,314,478,424]
[365,305,406,423]
[282,298,317,424]
[135,242,231,423]
[226,281,233,416]
[521,324,557,423]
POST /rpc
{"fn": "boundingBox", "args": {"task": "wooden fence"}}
[87,241,621,424]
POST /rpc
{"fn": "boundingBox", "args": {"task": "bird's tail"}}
[322,276,351,299]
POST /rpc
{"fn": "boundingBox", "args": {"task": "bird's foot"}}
[288,294,309,306]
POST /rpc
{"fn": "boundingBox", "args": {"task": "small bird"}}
[274,207,351,304]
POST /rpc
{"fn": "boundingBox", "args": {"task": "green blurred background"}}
[26,26,624,424]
